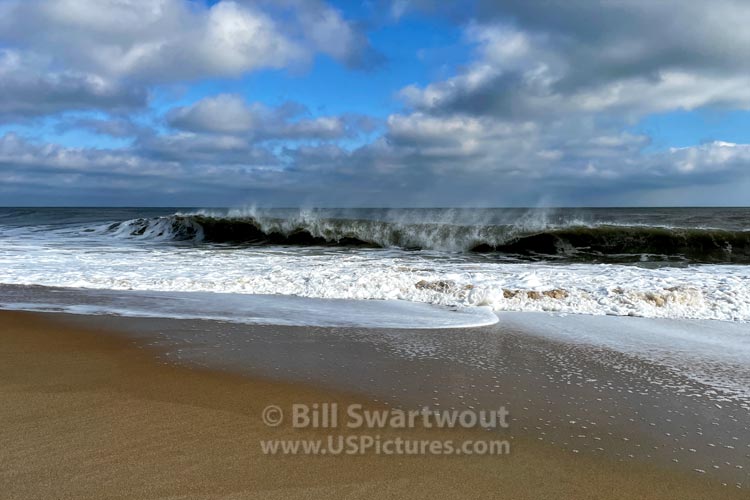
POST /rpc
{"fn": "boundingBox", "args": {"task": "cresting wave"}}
[2,207,750,322]
[103,213,750,263]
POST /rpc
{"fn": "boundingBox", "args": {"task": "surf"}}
[102,212,750,264]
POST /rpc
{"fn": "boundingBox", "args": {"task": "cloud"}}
[0,1,304,82]
[394,0,750,85]
[166,94,361,141]
[58,117,144,138]
[0,0,379,121]
[668,141,750,175]
[375,1,750,204]
[0,0,379,82]
[401,21,750,120]
[275,0,384,69]
[2,0,750,206]
[2,126,750,207]
[137,132,278,166]
[166,95,258,135]
[0,49,146,120]
[0,132,180,179]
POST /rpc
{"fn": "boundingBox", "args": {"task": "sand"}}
[0,310,744,499]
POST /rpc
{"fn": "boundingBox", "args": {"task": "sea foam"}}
[0,236,748,322]
[1,208,749,323]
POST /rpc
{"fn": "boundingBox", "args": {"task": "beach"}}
[5,0,750,495]
[1,309,747,499]
[1,207,749,497]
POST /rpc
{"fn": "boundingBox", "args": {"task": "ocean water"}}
[0,207,749,324]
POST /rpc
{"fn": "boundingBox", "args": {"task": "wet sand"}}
[0,310,746,499]
[54,310,750,486]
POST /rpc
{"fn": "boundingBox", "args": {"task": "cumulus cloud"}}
[58,117,144,139]
[0,49,146,120]
[166,94,362,141]
[669,141,750,175]
[0,132,179,178]
[377,1,750,204]
[0,132,288,205]
[271,0,384,69]
[3,1,288,81]
[167,95,259,135]
[2,0,750,205]
[0,0,378,121]
[2,127,750,206]
[401,20,750,119]
[0,0,378,82]
[137,132,278,166]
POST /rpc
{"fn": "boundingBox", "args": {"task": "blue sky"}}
[634,110,750,151]
[1,0,750,206]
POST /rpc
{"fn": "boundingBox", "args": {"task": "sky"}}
[1,0,750,207]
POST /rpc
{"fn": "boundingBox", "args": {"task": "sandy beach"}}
[4,0,750,495]
[0,310,746,499]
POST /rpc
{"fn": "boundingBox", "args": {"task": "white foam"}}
[0,227,749,322]
[502,312,750,405]
[0,288,499,329]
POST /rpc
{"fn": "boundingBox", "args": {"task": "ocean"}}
[0,206,749,323]
[3,206,750,417]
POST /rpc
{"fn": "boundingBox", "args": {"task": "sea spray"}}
[102,211,750,263]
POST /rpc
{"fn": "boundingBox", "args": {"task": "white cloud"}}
[1,0,379,82]
[0,49,146,119]
[382,5,750,203]
[166,94,354,141]
[167,94,257,134]
[2,0,750,205]
[1,0,304,82]
[291,1,375,68]
[386,112,536,161]
[0,0,378,121]
[2,127,750,206]
[402,21,750,119]
[669,141,750,174]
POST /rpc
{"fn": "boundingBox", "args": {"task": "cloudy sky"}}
[1,0,750,207]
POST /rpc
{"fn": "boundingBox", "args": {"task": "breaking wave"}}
[101,212,750,263]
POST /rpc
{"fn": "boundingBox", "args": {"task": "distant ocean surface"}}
[1,207,749,322]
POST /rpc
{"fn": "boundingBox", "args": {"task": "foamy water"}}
[502,312,750,406]
[0,207,749,322]
[0,286,499,329]
[3,207,750,407]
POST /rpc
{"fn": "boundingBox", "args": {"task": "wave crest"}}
[102,213,750,263]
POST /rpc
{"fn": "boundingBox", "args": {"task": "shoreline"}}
[47,307,750,486]
[1,310,747,498]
